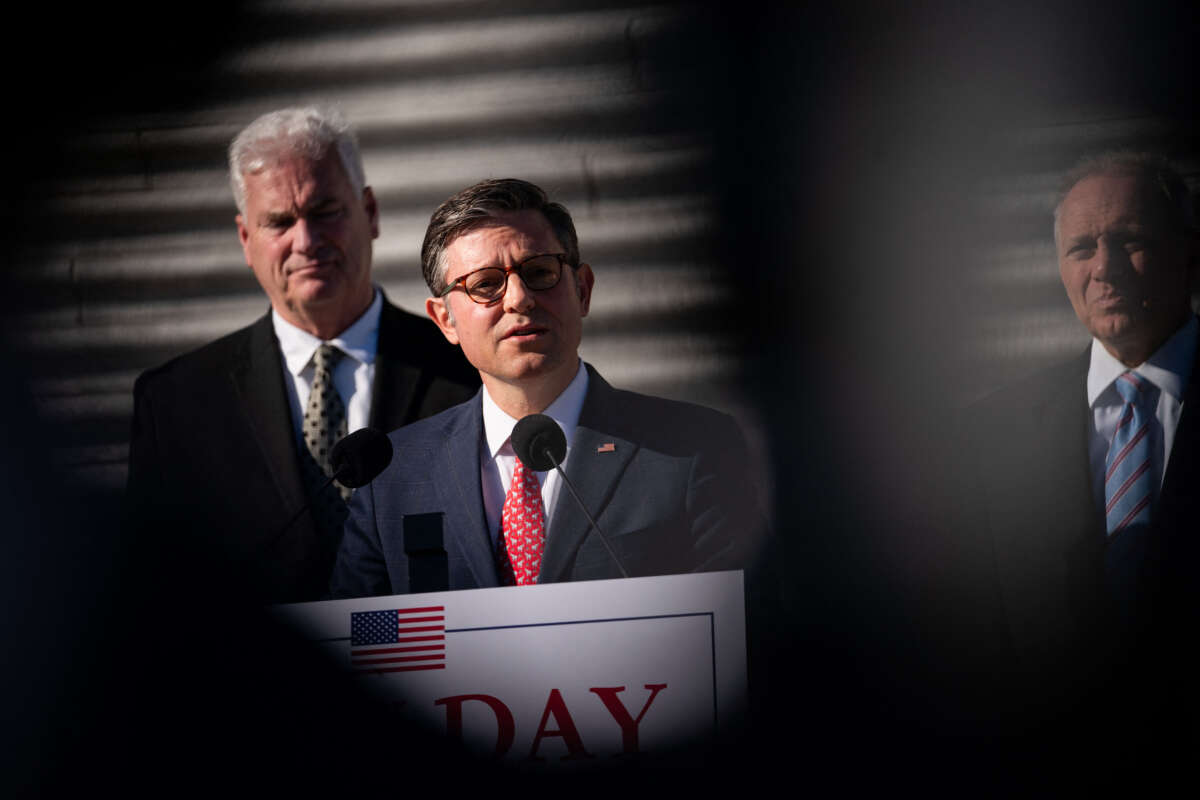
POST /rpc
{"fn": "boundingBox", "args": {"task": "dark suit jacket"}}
[329,364,761,598]
[955,335,1200,740]
[126,296,480,603]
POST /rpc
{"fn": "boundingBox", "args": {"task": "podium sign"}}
[272,571,746,763]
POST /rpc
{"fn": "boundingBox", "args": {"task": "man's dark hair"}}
[421,178,580,295]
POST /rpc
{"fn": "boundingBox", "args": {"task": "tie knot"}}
[511,455,530,480]
[313,343,344,373]
[1114,371,1149,404]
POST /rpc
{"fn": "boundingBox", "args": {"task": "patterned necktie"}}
[497,456,546,586]
[300,344,351,540]
[1105,370,1154,536]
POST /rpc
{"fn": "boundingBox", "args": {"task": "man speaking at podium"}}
[330,178,761,597]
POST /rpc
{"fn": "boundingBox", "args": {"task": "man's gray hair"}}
[228,106,366,215]
[421,178,581,296]
[1053,151,1197,244]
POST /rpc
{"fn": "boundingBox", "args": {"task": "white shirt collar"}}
[272,288,382,375]
[1087,315,1197,407]
[481,361,590,460]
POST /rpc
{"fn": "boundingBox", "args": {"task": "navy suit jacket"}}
[330,364,760,597]
[127,296,479,603]
[955,332,1200,729]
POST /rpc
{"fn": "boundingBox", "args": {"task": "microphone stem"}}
[545,448,630,579]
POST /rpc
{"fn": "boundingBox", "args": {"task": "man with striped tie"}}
[956,152,1199,761]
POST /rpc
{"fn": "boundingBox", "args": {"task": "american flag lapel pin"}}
[596,442,616,453]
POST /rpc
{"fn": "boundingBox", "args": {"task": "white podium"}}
[272,570,747,763]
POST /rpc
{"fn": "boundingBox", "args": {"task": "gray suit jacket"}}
[127,296,479,603]
[330,365,760,597]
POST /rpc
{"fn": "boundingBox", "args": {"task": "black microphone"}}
[511,413,567,471]
[276,428,394,537]
[511,414,630,579]
[329,427,393,488]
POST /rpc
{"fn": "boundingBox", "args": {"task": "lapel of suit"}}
[539,367,638,583]
[369,297,423,433]
[228,312,311,536]
[1158,319,1200,512]
[1037,351,1099,542]
[1038,353,1103,578]
[436,393,499,587]
[992,350,1104,654]
[1147,320,1200,605]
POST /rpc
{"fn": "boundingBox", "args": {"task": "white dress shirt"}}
[272,288,383,443]
[1086,316,1197,511]
[480,361,589,547]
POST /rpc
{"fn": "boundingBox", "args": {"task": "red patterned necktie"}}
[498,456,546,586]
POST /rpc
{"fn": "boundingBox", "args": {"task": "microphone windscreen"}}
[330,428,394,488]
[511,414,567,471]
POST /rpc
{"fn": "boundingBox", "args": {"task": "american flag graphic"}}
[350,606,446,673]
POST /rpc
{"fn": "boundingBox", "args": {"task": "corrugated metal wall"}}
[9,0,1198,496]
